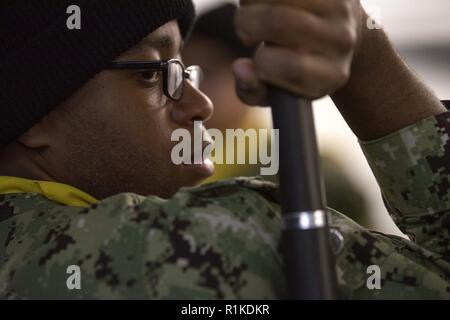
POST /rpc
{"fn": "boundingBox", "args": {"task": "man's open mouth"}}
[181,140,215,176]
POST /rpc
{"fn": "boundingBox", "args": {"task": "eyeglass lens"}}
[168,61,184,100]
[186,66,203,90]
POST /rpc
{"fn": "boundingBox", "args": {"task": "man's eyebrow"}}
[142,35,184,53]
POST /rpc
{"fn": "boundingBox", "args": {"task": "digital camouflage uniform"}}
[1,103,450,300]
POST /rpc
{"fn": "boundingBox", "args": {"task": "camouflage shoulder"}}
[188,176,280,204]
[0,180,286,299]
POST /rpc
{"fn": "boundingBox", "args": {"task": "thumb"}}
[232,58,269,106]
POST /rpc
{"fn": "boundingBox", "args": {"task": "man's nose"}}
[170,81,214,125]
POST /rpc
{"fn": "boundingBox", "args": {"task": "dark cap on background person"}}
[0,0,195,148]
[193,3,253,59]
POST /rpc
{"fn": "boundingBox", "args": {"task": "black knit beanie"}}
[0,0,196,148]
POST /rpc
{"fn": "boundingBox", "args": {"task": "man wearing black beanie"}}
[0,0,449,299]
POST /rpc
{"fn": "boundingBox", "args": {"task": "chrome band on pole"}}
[282,210,327,230]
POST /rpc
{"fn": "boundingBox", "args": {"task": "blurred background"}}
[188,0,450,235]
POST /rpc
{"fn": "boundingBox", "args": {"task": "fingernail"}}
[234,63,258,93]
[233,61,252,80]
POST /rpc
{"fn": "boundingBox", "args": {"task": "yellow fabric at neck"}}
[0,176,98,207]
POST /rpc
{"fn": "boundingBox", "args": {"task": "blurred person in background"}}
[183,3,369,225]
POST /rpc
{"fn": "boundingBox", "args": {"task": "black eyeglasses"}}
[107,59,203,101]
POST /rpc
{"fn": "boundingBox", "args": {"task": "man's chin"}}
[96,160,215,199]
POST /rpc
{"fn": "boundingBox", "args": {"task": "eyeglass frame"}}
[107,59,203,101]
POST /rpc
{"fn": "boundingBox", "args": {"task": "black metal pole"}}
[269,87,338,299]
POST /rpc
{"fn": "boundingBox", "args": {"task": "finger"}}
[253,45,351,99]
[232,58,269,106]
[240,0,331,16]
[235,5,356,54]
[241,0,354,18]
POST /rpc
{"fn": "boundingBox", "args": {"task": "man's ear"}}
[18,115,55,149]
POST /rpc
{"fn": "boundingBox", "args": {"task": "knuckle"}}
[334,65,351,89]
[338,26,357,51]
[286,58,307,85]
[287,10,313,37]
[311,84,329,99]
[234,9,254,43]
[263,9,288,39]
[300,13,318,31]
[253,47,280,82]
[291,15,310,38]
[268,17,285,36]
[335,0,353,19]
[308,65,351,99]
[304,85,325,100]
[262,6,277,25]
[253,48,268,77]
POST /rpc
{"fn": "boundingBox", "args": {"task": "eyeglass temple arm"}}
[107,61,165,70]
